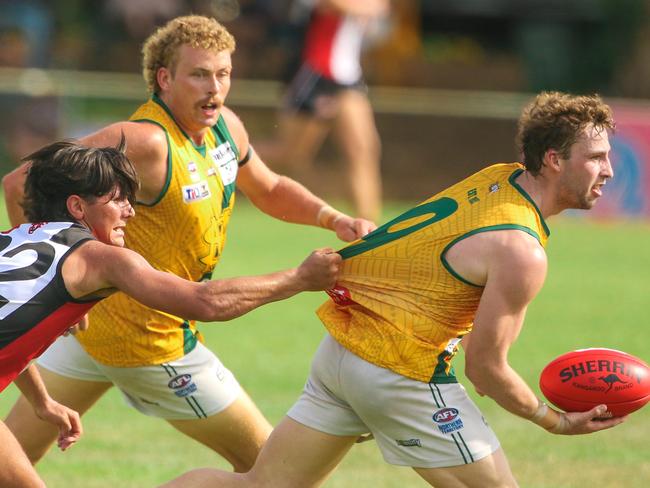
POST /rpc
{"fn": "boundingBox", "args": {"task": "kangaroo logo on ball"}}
[598,373,629,393]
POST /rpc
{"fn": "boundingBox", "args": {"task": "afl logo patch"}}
[433,407,459,424]
[168,374,192,389]
[167,374,198,397]
[432,407,464,434]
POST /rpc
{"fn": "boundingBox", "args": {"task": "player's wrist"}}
[529,399,563,431]
[316,205,344,230]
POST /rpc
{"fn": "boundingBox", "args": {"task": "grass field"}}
[1,198,649,487]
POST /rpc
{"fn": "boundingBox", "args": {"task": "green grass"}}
[1,199,649,487]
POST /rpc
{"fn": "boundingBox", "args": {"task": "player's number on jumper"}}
[0,235,56,310]
[339,197,459,259]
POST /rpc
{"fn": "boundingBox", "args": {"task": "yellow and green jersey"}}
[77,96,240,366]
[318,163,549,383]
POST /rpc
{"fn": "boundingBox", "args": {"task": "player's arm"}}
[68,241,341,322]
[221,107,376,241]
[463,232,625,435]
[77,121,168,204]
[13,364,82,451]
[1,121,166,224]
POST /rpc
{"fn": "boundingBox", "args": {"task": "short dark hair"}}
[22,135,139,222]
[517,92,615,175]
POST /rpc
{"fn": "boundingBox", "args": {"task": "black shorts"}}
[282,63,367,119]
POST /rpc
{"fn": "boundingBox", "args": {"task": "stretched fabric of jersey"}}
[318,163,549,383]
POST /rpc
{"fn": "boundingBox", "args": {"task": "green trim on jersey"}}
[430,352,459,383]
[509,169,551,237]
[211,118,240,210]
[212,117,240,161]
[181,320,198,355]
[152,94,207,157]
[339,197,459,260]
[130,119,173,207]
[440,224,543,287]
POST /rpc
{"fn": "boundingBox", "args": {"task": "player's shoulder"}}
[219,105,249,156]
[74,239,144,269]
[81,120,166,157]
[119,120,167,148]
[219,105,245,132]
[491,229,547,268]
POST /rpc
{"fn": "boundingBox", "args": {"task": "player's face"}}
[81,191,135,247]
[557,125,613,210]
[159,45,232,141]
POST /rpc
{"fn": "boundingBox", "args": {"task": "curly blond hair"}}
[142,15,236,94]
[517,91,615,175]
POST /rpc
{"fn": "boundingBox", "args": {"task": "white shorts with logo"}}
[288,334,500,468]
[38,335,241,420]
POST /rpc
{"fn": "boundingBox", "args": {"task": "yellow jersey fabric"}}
[317,163,549,383]
[77,96,240,366]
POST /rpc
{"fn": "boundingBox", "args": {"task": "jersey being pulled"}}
[77,95,240,366]
[318,163,549,383]
[0,222,98,392]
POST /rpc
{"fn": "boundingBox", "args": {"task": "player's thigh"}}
[102,342,244,420]
[6,338,112,462]
[414,447,518,488]
[5,367,111,462]
[277,112,331,164]
[167,388,271,472]
[334,89,380,159]
[30,336,113,411]
[330,337,501,471]
[0,421,46,488]
[245,417,358,488]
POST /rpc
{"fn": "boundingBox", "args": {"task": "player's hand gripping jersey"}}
[318,163,550,383]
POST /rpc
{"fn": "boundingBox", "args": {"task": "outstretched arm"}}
[67,242,342,323]
[13,365,82,451]
[463,232,625,435]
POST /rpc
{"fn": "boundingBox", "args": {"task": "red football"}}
[539,348,650,417]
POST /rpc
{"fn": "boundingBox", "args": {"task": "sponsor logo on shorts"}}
[168,374,198,398]
[432,407,464,434]
[396,438,422,447]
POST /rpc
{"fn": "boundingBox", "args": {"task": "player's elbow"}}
[465,355,503,392]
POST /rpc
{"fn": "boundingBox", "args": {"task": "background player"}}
[0,138,340,488]
[160,91,626,488]
[1,15,373,473]
[259,0,388,221]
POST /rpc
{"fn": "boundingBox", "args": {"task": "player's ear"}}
[543,149,562,173]
[67,195,86,220]
[157,66,172,92]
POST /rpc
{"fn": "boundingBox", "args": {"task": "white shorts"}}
[38,335,241,420]
[288,334,500,468]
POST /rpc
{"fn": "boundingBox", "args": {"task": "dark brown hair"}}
[22,135,139,222]
[517,92,615,175]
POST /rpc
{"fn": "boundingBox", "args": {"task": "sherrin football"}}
[539,348,650,417]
